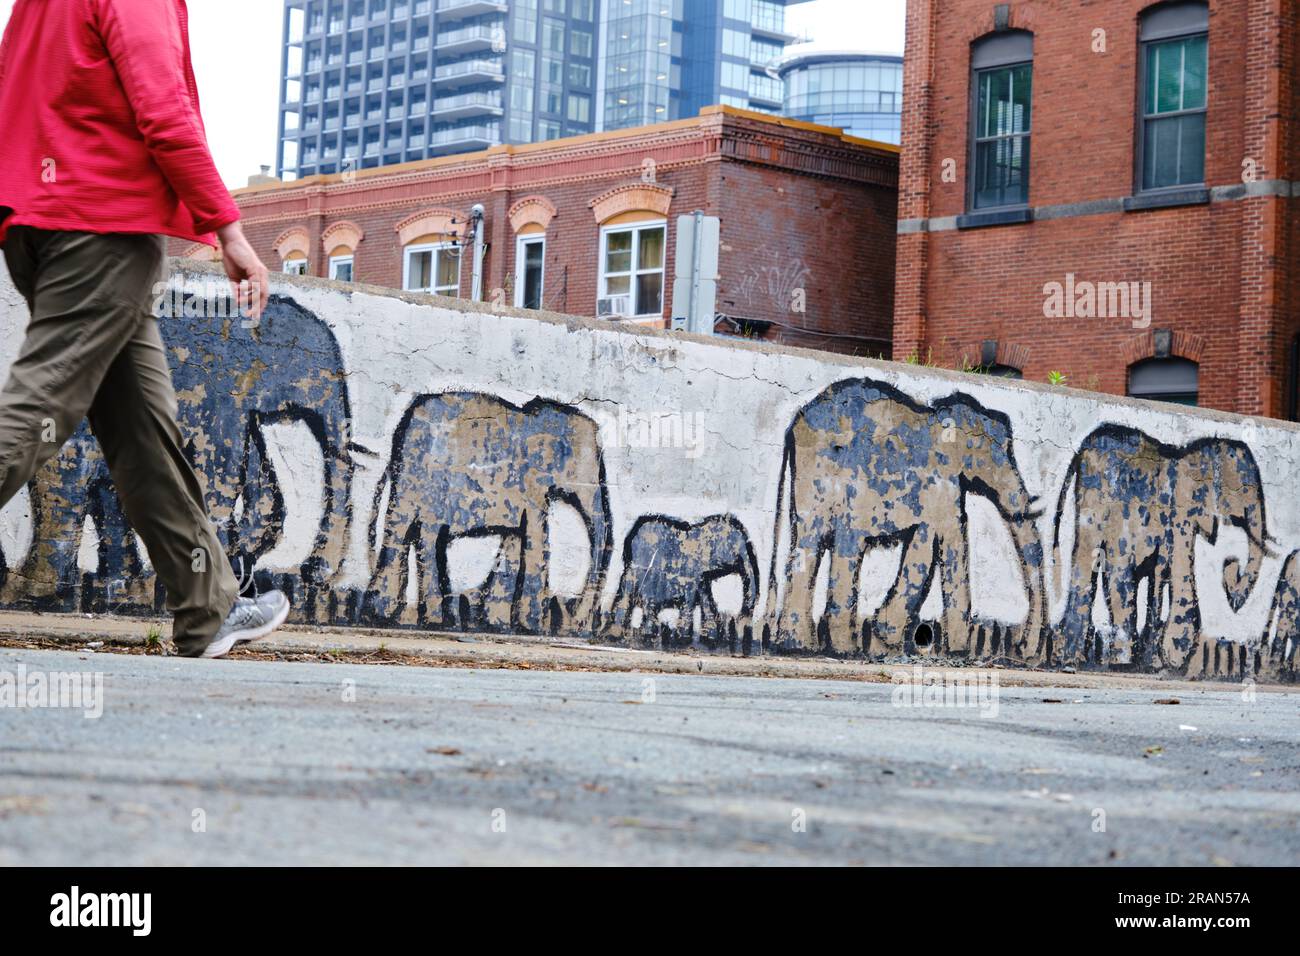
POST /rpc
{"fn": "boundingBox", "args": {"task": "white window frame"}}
[514,234,546,309]
[328,254,354,281]
[599,219,667,319]
[283,257,309,276]
[402,242,460,297]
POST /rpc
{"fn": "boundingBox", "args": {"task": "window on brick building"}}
[283,256,309,276]
[328,253,354,282]
[1128,357,1199,406]
[1138,2,1209,192]
[515,233,546,310]
[969,31,1033,210]
[404,243,460,297]
[599,221,666,319]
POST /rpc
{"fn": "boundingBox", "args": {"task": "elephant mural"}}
[765,378,1044,660]
[1052,426,1272,673]
[602,514,759,649]
[361,392,611,635]
[0,294,355,618]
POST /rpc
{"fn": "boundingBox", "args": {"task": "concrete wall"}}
[1,263,1297,682]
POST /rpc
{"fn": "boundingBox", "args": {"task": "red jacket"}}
[0,0,239,246]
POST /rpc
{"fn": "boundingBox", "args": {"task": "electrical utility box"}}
[670,211,721,335]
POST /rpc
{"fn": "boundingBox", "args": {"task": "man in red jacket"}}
[0,0,290,658]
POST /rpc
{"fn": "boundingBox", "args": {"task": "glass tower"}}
[279,0,598,179]
[278,0,813,179]
[775,49,904,145]
[598,0,812,131]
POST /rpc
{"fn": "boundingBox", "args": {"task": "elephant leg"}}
[1060,518,1104,665]
[773,527,822,653]
[1103,555,1140,665]
[482,536,520,632]
[824,542,860,655]
[417,522,449,627]
[674,586,698,647]
[699,582,724,647]
[637,599,662,646]
[95,481,155,610]
[602,565,637,642]
[939,531,972,656]
[516,511,548,633]
[1161,534,1201,674]
[364,494,414,624]
[1131,554,1160,669]
[7,453,90,609]
[871,528,934,656]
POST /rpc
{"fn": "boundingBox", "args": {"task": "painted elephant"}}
[602,514,759,649]
[765,378,1044,659]
[1052,426,1272,673]
[0,293,355,615]
[1,423,156,612]
[362,392,611,635]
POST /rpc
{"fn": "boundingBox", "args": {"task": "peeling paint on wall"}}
[0,265,1296,682]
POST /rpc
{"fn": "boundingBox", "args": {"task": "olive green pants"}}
[0,227,237,655]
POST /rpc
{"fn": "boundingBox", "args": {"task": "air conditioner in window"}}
[597,295,631,319]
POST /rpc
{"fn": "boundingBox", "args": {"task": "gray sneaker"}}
[201,590,291,659]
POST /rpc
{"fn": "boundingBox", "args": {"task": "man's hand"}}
[217,222,270,322]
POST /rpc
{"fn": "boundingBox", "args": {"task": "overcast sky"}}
[0,0,906,189]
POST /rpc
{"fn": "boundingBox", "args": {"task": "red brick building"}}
[896,0,1298,417]
[180,107,899,357]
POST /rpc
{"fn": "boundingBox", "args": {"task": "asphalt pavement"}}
[0,647,1296,865]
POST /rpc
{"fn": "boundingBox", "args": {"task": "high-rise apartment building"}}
[277,0,810,179]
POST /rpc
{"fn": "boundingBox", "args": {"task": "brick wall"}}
[897,0,1298,416]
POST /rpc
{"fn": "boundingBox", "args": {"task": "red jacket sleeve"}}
[95,0,240,234]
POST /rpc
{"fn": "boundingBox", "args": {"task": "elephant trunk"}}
[575,467,611,631]
[1224,532,1267,615]
[978,463,1048,660]
[304,394,354,587]
[739,533,760,625]
[764,437,794,628]
[1010,511,1047,658]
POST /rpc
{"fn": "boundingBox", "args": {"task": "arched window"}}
[321,221,363,284]
[588,184,673,321]
[1128,357,1199,406]
[1138,2,1209,192]
[515,230,546,310]
[328,247,354,282]
[394,209,465,297]
[509,197,557,311]
[969,30,1033,211]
